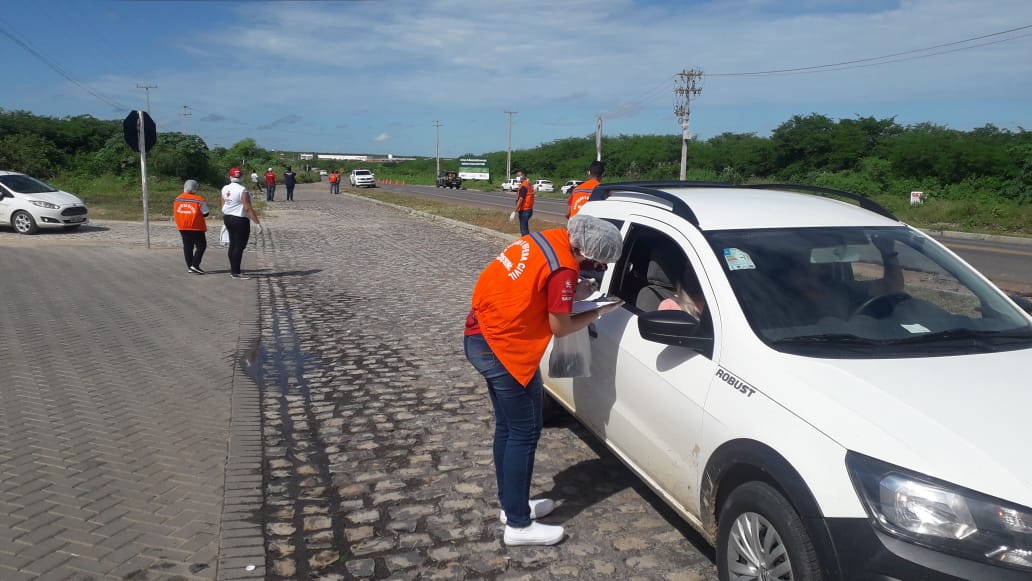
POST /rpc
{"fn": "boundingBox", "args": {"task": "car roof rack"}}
[588,181,898,226]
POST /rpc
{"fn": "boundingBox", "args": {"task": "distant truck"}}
[436,170,462,189]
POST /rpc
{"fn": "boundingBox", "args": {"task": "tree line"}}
[2,108,1029,209]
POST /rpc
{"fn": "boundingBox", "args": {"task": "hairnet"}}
[568,214,622,263]
[183,179,199,193]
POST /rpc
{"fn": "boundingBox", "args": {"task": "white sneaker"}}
[503,521,565,546]
[499,498,556,524]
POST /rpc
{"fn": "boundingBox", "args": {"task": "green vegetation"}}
[2,109,1029,234]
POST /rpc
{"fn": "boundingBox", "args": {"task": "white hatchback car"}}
[542,182,1032,580]
[0,171,89,234]
[501,178,522,192]
[534,179,554,193]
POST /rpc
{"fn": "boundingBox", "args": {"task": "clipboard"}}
[572,297,623,315]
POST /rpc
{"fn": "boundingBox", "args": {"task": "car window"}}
[706,226,1032,356]
[0,175,57,194]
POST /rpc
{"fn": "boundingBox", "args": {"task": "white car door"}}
[569,220,719,516]
[0,184,14,225]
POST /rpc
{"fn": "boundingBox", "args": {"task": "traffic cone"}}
[402,181,406,186]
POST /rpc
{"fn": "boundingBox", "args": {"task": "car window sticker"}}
[723,248,756,271]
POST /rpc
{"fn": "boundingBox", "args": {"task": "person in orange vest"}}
[464,214,624,546]
[173,179,210,274]
[328,169,341,195]
[264,167,277,202]
[566,160,604,219]
[512,170,535,236]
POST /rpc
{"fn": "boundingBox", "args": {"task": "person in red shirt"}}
[264,167,277,202]
[566,160,604,219]
[513,170,535,236]
[173,179,210,274]
[464,214,624,546]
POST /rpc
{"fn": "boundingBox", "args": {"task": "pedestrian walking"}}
[221,167,263,279]
[329,169,341,195]
[265,167,277,201]
[284,166,297,201]
[250,170,262,197]
[174,179,210,274]
[513,170,535,236]
[566,160,604,219]
[464,214,624,546]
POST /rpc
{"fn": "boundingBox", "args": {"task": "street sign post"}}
[123,111,157,248]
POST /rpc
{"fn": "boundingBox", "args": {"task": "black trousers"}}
[286,185,295,201]
[223,215,251,275]
[179,230,207,269]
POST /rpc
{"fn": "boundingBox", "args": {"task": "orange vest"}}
[516,179,535,211]
[173,192,208,231]
[567,178,600,218]
[471,228,579,386]
[329,172,340,183]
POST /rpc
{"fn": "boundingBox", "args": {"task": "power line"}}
[708,23,1032,77]
[0,16,128,112]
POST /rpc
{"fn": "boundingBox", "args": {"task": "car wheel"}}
[11,210,39,234]
[717,481,822,581]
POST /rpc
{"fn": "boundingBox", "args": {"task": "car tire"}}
[716,481,822,581]
[11,210,39,235]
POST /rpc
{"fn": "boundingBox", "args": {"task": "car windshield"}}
[0,174,58,194]
[354,170,371,175]
[706,226,1032,357]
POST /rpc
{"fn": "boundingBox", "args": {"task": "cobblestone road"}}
[250,187,717,580]
[0,183,718,580]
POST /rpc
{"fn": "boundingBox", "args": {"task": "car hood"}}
[746,348,1032,506]
[15,189,85,206]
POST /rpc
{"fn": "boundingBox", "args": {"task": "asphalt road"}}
[373,182,1032,295]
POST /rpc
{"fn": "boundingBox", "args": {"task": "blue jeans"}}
[464,333,542,528]
[266,184,276,201]
[518,209,533,236]
[330,182,340,195]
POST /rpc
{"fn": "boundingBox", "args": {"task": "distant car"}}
[533,179,554,193]
[561,180,584,196]
[501,178,522,192]
[349,169,376,188]
[436,171,463,189]
[0,170,89,234]
[319,170,328,176]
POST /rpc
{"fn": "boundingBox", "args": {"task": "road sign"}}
[123,110,157,153]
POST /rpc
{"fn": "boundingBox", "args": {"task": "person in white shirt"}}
[221,167,263,279]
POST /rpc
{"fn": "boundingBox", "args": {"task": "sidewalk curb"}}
[919,228,1032,246]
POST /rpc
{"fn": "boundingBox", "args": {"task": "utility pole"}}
[181,105,192,135]
[505,111,517,180]
[136,84,157,115]
[433,120,442,175]
[673,69,703,180]
[595,115,604,162]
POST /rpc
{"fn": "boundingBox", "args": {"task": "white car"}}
[501,178,522,192]
[0,171,89,234]
[533,179,554,193]
[560,180,584,196]
[542,182,1032,580]
[349,169,376,188]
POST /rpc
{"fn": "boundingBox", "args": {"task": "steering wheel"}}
[851,292,911,318]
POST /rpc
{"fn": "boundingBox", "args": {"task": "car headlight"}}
[29,200,60,209]
[847,452,1032,571]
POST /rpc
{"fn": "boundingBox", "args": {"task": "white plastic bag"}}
[548,327,591,378]
[219,225,230,247]
[509,211,516,222]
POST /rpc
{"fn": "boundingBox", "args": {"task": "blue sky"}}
[2,0,1030,158]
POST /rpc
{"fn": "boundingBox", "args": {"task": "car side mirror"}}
[1009,294,1032,315]
[638,310,708,349]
